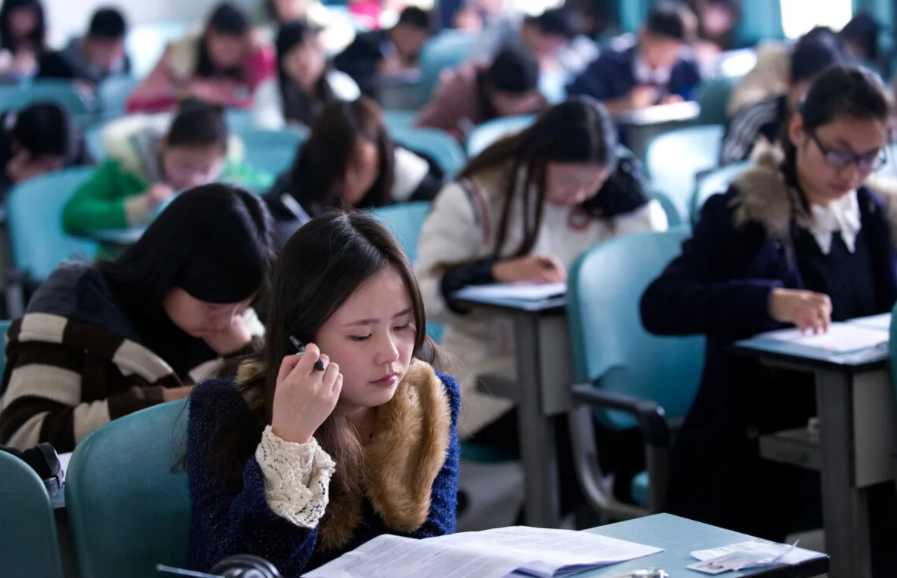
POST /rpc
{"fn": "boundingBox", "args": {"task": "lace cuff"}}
[255,425,337,528]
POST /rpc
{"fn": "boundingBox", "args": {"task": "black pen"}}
[289,336,325,371]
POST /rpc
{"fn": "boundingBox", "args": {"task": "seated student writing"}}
[0,0,45,82]
[567,1,701,114]
[253,19,359,131]
[0,102,92,201]
[415,45,548,142]
[720,32,844,165]
[415,97,667,444]
[640,66,896,540]
[63,99,264,234]
[127,2,274,113]
[0,185,276,452]
[334,6,432,97]
[186,212,459,575]
[264,98,443,241]
[38,7,130,89]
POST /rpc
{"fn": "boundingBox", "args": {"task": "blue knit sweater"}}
[186,369,460,577]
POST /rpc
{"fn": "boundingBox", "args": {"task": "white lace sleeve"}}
[255,425,337,528]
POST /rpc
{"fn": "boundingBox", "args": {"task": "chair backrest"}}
[7,168,98,282]
[231,127,310,177]
[567,230,705,429]
[372,201,431,262]
[644,125,724,212]
[383,110,417,131]
[98,76,139,116]
[651,191,688,229]
[391,127,467,177]
[695,77,736,126]
[691,161,750,221]
[417,29,478,104]
[0,451,65,578]
[66,400,191,578]
[0,80,94,118]
[466,115,535,157]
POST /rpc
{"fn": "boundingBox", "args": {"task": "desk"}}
[614,101,701,158]
[732,332,895,578]
[578,514,828,578]
[456,295,573,529]
[373,71,421,111]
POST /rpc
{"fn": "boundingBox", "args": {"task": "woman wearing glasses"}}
[640,65,896,540]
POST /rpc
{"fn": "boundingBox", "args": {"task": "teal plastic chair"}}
[417,30,478,105]
[466,115,535,157]
[383,110,417,131]
[566,230,705,518]
[0,319,11,376]
[0,80,94,117]
[391,127,467,177]
[0,451,65,578]
[66,400,190,578]
[651,191,688,229]
[97,76,139,116]
[695,77,737,126]
[225,109,256,133]
[644,125,724,214]
[691,161,750,222]
[371,201,430,262]
[5,168,99,316]
[237,127,308,176]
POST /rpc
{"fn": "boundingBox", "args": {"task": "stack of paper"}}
[454,283,567,303]
[302,526,662,578]
[758,323,888,354]
[688,541,825,574]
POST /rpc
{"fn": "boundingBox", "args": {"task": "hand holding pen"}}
[492,254,567,284]
[271,339,342,444]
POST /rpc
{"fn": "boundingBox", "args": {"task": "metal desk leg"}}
[815,370,871,578]
[514,314,561,528]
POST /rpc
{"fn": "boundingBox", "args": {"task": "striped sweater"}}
[0,263,264,452]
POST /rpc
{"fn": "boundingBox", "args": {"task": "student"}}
[720,33,844,165]
[415,45,548,142]
[0,0,45,81]
[0,184,276,452]
[38,7,130,87]
[252,19,359,131]
[640,66,896,540]
[63,99,264,234]
[415,97,668,440]
[262,0,354,55]
[0,102,92,201]
[334,7,432,97]
[686,0,740,54]
[567,1,701,114]
[127,2,275,113]
[264,98,443,240]
[186,211,459,575]
[478,8,581,73]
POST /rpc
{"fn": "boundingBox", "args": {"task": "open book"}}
[302,526,662,578]
[454,283,567,303]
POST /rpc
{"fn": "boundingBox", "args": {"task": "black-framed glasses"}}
[808,132,888,173]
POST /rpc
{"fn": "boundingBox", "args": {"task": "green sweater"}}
[62,157,273,233]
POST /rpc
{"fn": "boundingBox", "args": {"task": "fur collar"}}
[731,146,897,246]
[236,359,451,551]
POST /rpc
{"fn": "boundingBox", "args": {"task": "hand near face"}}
[271,343,342,444]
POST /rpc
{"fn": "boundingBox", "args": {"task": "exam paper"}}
[302,527,662,578]
[692,541,824,568]
[758,323,888,353]
[454,283,566,302]
[848,313,892,331]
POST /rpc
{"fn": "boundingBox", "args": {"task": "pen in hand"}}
[289,336,325,371]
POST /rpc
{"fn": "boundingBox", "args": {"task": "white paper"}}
[454,283,566,302]
[848,313,892,331]
[302,527,662,578]
[58,451,72,473]
[692,541,824,567]
[758,323,888,353]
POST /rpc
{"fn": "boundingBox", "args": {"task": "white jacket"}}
[416,165,668,438]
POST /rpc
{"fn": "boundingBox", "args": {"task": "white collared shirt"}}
[807,190,861,255]
[633,54,672,87]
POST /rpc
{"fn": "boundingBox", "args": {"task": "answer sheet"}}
[302,527,662,578]
[454,282,567,302]
[758,323,888,354]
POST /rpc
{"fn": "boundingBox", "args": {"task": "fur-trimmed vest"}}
[186,360,460,577]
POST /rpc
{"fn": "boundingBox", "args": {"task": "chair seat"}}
[630,470,650,507]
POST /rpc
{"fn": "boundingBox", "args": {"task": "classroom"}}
[0,0,894,577]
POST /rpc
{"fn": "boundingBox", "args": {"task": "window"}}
[780,0,853,39]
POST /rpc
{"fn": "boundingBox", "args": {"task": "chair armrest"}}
[571,383,670,448]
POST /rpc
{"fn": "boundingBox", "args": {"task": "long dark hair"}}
[460,96,618,257]
[287,98,396,214]
[782,65,892,170]
[276,19,335,127]
[0,0,45,54]
[99,184,277,310]
[203,211,433,503]
[196,2,250,81]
